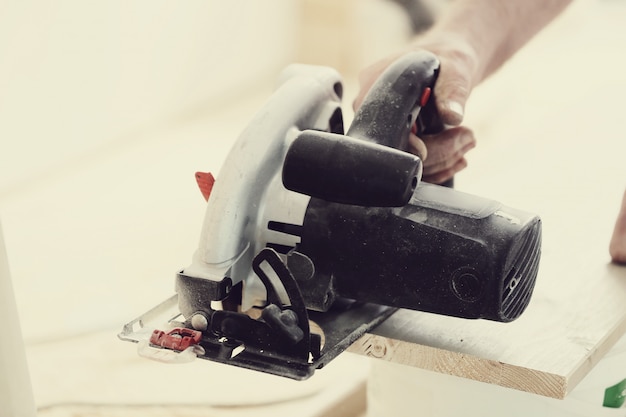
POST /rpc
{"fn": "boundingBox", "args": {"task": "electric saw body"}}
[119,51,542,380]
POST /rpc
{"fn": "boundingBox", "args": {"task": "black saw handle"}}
[346,51,443,146]
[283,51,444,207]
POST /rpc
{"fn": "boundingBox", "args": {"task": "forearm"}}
[420,0,572,84]
[354,0,572,183]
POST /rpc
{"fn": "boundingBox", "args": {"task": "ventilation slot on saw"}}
[266,221,304,254]
[500,220,542,321]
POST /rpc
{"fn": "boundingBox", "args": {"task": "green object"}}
[603,378,626,408]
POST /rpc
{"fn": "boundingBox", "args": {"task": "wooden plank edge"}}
[347,334,567,399]
[566,314,626,397]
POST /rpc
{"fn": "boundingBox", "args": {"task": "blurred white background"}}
[2,0,626,415]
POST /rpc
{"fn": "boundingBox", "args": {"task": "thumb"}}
[433,58,473,126]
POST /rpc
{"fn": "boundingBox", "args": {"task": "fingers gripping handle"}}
[347,50,441,147]
[283,51,442,207]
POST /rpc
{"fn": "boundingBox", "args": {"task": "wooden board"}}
[349,277,626,399]
[349,1,626,399]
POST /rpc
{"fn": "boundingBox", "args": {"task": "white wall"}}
[0,0,299,199]
[0,0,417,344]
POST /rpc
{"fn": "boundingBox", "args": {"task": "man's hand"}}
[417,126,475,184]
[353,0,572,185]
[354,37,479,184]
[610,189,626,264]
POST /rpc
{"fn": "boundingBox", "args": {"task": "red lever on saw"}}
[195,172,215,202]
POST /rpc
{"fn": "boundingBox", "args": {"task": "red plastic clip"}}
[149,327,202,351]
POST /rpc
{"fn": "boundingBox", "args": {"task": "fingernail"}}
[460,131,475,146]
[443,101,464,125]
